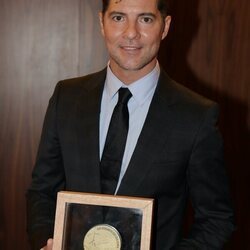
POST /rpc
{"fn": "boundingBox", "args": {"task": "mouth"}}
[120,45,142,53]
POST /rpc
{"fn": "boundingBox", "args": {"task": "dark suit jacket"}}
[26,68,235,249]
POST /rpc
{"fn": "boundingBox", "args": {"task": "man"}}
[26,0,235,249]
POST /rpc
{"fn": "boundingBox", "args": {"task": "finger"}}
[47,238,53,249]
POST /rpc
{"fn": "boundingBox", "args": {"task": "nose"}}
[123,21,140,40]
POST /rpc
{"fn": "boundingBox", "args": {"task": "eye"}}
[140,16,154,24]
[112,15,124,22]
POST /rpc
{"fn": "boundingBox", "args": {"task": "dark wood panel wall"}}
[0,0,249,249]
[0,1,107,249]
[159,1,250,249]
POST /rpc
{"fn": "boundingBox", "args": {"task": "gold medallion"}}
[83,224,122,250]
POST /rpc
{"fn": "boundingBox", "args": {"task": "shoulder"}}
[48,68,107,107]
[157,69,219,125]
[158,69,217,110]
[57,68,107,91]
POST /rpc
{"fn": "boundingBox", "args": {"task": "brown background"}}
[0,0,249,249]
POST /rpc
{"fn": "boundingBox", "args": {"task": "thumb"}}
[47,238,53,249]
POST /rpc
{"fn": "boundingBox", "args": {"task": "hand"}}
[40,238,53,250]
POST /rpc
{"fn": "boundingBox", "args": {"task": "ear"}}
[99,12,105,36]
[161,15,171,40]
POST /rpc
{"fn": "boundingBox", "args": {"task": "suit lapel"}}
[75,69,106,193]
[73,68,179,195]
[117,70,178,195]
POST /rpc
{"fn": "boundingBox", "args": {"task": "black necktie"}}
[100,88,132,194]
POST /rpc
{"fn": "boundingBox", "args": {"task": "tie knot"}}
[118,88,132,105]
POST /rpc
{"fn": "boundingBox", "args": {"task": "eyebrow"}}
[108,11,157,18]
[139,13,157,18]
[108,11,125,17]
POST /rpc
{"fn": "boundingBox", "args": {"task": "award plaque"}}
[53,191,154,250]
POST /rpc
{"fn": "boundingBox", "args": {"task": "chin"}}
[118,60,149,71]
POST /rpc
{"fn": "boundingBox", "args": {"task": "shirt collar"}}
[105,62,160,106]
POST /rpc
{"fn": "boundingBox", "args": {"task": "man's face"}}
[99,0,171,82]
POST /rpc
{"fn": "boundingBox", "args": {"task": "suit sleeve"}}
[26,82,65,250]
[175,104,235,249]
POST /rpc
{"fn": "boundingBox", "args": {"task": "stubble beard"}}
[110,52,158,73]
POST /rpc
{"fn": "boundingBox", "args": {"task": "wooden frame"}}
[53,191,154,250]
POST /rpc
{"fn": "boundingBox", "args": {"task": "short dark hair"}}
[102,0,171,18]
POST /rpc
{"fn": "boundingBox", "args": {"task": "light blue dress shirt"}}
[99,62,160,193]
